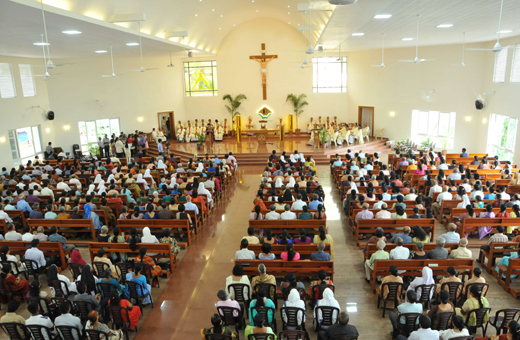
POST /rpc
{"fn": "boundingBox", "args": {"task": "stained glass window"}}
[184,61,218,97]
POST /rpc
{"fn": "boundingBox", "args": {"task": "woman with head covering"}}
[283,289,306,327]
[314,288,341,327]
[195,163,204,172]
[457,194,471,209]
[287,177,296,188]
[83,204,103,230]
[274,177,284,188]
[136,173,149,190]
[96,180,105,190]
[70,249,86,266]
[198,182,213,208]
[407,267,435,299]
[94,174,102,184]
[48,264,77,296]
[97,182,107,195]
[349,180,359,194]
[157,159,168,171]
[107,174,115,183]
[87,184,96,196]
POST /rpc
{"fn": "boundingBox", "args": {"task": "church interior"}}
[1,0,520,339]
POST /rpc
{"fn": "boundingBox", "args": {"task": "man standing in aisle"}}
[102,134,110,158]
[97,137,104,158]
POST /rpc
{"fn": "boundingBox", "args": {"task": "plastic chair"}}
[396,313,422,337]
[92,262,109,278]
[486,308,520,335]
[74,300,94,323]
[48,279,72,298]
[26,324,57,340]
[22,258,40,281]
[280,307,307,339]
[85,328,110,340]
[432,312,455,331]
[464,308,491,336]
[330,335,358,340]
[459,283,490,307]
[204,334,233,340]
[278,330,307,340]
[216,306,243,337]
[414,284,435,310]
[97,282,117,299]
[115,263,132,284]
[248,334,275,340]
[251,305,277,333]
[440,281,464,306]
[107,305,133,340]
[255,283,277,309]
[0,261,27,280]
[314,306,339,332]
[0,322,31,340]
[0,277,25,303]
[55,325,84,340]
[310,284,335,305]
[141,263,159,288]
[126,280,154,309]
[281,287,307,304]
[228,283,251,316]
[377,282,403,318]
[68,262,83,282]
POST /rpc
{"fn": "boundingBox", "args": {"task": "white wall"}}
[0,56,56,167]
[46,54,186,154]
[183,18,348,131]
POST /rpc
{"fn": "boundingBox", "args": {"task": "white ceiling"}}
[318,0,520,51]
[2,0,520,61]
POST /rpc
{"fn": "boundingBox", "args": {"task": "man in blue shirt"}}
[184,196,200,215]
[460,148,469,157]
[390,226,413,244]
[332,157,343,167]
[213,154,222,164]
[16,195,32,215]
[389,290,423,337]
[309,194,323,210]
[310,242,331,261]
[381,186,392,201]
[49,226,75,252]
[157,139,164,154]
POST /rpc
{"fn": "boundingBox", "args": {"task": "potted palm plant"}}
[286,93,308,135]
[87,142,99,158]
[318,128,329,148]
[223,94,247,131]
[195,132,205,151]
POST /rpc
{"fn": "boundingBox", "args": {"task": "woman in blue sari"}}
[124,263,152,304]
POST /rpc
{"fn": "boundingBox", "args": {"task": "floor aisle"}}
[132,164,520,340]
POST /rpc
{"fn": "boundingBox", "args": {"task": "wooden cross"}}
[249,43,278,100]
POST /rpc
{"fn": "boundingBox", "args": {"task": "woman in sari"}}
[108,290,141,330]
[124,263,152,305]
[135,246,162,279]
[69,249,86,266]
[1,265,30,299]
[456,284,489,327]
[198,183,213,209]
[478,204,495,239]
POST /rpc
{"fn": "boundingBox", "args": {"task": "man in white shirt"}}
[447,168,461,180]
[355,203,373,225]
[265,205,281,220]
[115,138,125,157]
[5,223,22,241]
[31,167,43,176]
[381,187,392,201]
[406,315,439,340]
[438,161,448,170]
[26,301,56,340]
[373,195,385,209]
[350,161,359,171]
[69,176,82,191]
[291,194,306,210]
[432,185,452,216]
[22,226,35,241]
[56,178,71,191]
[405,188,418,201]
[290,151,300,163]
[55,301,83,340]
[281,204,297,220]
[507,194,520,207]
[375,203,392,219]
[41,182,54,199]
[0,204,13,223]
[439,223,461,244]
[449,238,472,259]
[461,179,472,193]
[428,180,442,198]
[235,239,256,260]
[497,186,511,200]
[390,238,410,260]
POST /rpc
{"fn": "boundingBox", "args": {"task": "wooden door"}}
[358,106,374,137]
[157,111,175,139]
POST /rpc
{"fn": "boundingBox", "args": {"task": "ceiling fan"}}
[33,34,52,80]
[451,32,473,66]
[305,0,315,54]
[167,51,174,67]
[371,33,386,67]
[102,46,123,77]
[467,0,506,52]
[131,22,158,72]
[399,14,434,64]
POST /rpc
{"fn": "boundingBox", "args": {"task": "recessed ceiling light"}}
[221,15,223,17]
[195,14,198,16]
[351,33,364,36]
[219,28,221,30]
[62,30,81,34]
[374,14,392,19]
[288,5,290,7]
[288,22,291,24]
[212,9,215,11]
[256,10,258,12]
[497,30,512,33]
[95,50,107,53]
[288,12,290,14]
[437,24,453,28]
[402,38,413,41]
[126,42,139,46]
[33,42,50,46]
[233,24,236,26]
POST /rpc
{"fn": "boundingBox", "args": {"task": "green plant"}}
[441,137,449,150]
[318,128,329,145]
[87,142,99,156]
[223,94,247,120]
[286,93,308,130]
[420,137,432,149]
[195,132,205,144]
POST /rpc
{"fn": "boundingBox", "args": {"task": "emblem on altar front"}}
[257,106,273,120]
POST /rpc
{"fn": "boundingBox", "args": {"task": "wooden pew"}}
[25,219,96,244]
[479,242,520,274]
[363,243,460,262]
[248,220,325,235]
[497,258,520,298]
[0,240,71,271]
[247,244,331,260]
[5,210,28,226]
[459,218,520,244]
[117,219,193,248]
[369,259,474,293]
[88,242,176,276]
[356,219,436,247]
[235,259,334,280]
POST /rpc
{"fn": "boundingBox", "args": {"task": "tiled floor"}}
[3,164,520,340]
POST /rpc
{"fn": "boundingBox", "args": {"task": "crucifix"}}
[249,43,278,100]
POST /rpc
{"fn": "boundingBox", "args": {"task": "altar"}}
[242,129,279,144]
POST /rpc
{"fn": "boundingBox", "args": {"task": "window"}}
[0,63,16,98]
[8,125,43,164]
[183,61,218,97]
[486,113,518,162]
[411,110,456,149]
[78,118,121,153]
[19,64,36,97]
[511,44,520,83]
[312,57,347,93]
[493,47,508,83]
